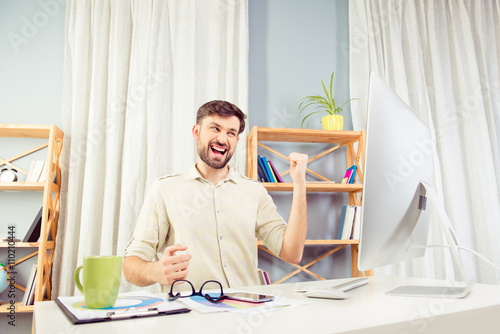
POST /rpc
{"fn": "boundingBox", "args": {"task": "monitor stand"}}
[385,181,477,299]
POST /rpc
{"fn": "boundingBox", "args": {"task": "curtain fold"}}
[349,0,500,284]
[53,0,249,297]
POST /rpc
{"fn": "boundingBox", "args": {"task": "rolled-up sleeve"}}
[255,186,287,257]
[124,181,169,261]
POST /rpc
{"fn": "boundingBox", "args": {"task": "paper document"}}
[177,294,311,314]
[56,291,190,324]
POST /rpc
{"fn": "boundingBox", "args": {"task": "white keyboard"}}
[296,277,369,293]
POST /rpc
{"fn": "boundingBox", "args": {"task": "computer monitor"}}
[358,72,476,298]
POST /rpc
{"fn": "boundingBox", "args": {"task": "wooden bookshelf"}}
[0,302,34,313]
[0,182,59,192]
[247,126,371,283]
[0,124,63,317]
[0,241,55,248]
[261,182,363,193]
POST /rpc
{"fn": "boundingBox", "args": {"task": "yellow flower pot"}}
[322,114,343,131]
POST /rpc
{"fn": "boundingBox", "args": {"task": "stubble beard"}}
[198,140,233,169]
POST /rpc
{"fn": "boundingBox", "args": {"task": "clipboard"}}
[55,291,191,324]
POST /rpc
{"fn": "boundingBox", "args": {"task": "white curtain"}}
[53,0,248,297]
[350,0,500,284]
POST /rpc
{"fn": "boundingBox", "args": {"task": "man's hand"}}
[288,153,308,183]
[151,244,191,286]
[123,244,191,287]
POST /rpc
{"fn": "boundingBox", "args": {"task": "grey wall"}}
[249,0,354,284]
[0,0,65,126]
[0,0,65,332]
[249,0,352,131]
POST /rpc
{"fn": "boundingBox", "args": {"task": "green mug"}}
[74,256,122,309]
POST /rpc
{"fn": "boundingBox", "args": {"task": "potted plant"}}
[298,72,356,130]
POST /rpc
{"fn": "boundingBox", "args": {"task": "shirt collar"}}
[187,164,240,184]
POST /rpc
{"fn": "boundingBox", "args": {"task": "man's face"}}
[193,115,240,169]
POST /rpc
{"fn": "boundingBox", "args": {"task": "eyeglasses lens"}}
[171,280,194,298]
[200,281,223,300]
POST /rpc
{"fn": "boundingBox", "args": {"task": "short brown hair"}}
[196,100,247,135]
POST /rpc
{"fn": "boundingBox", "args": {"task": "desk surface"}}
[35,276,500,334]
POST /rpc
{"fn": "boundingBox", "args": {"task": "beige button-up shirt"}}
[124,164,287,292]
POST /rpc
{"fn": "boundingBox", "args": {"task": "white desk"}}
[35,276,500,334]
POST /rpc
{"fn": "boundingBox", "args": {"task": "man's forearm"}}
[123,245,191,287]
[280,180,308,264]
[123,256,157,287]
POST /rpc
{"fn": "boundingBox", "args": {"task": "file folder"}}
[55,291,190,324]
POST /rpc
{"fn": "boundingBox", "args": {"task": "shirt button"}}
[219,236,223,240]
[223,263,227,268]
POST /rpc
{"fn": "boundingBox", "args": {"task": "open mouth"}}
[211,145,227,157]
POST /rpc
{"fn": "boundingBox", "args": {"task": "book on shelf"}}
[23,207,43,242]
[346,165,357,184]
[263,271,271,285]
[267,161,278,182]
[340,165,357,184]
[257,268,271,285]
[256,160,266,182]
[38,161,48,182]
[257,269,266,285]
[337,206,348,239]
[26,161,45,182]
[341,168,353,184]
[27,265,37,305]
[341,206,356,239]
[22,264,37,306]
[351,206,362,239]
[337,205,362,240]
[268,160,284,183]
[257,155,270,182]
[259,155,275,183]
[257,155,283,183]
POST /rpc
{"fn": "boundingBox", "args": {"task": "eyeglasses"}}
[168,280,227,303]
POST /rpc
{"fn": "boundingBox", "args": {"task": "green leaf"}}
[321,79,333,112]
[298,72,357,124]
[329,72,336,112]
[301,110,330,127]
[338,98,358,110]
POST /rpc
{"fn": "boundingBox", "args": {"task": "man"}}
[123,100,308,291]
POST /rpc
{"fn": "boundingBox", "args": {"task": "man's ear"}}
[192,124,200,141]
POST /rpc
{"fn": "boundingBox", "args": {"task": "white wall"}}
[249,0,354,283]
[0,0,65,332]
